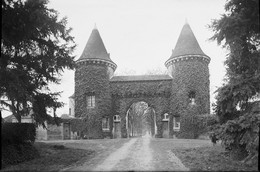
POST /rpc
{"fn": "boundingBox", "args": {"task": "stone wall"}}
[47,123,63,140]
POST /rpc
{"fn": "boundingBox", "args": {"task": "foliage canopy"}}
[1,0,76,126]
[209,0,259,161]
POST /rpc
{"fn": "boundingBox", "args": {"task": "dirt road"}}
[63,136,190,171]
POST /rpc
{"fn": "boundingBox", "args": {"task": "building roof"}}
[110,75,172,82]
[168,22,207,60]
[77,26,115,64]
[69,93,74,98]
[60,114,73,119]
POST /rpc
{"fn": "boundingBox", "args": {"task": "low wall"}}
[47,124,63,140]
[36,125,48,140]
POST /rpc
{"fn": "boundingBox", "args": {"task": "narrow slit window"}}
[173,116,180,131]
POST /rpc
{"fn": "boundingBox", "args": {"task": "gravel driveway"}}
[61,135,202,171]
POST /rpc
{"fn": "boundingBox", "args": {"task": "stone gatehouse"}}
[70,22,211,139]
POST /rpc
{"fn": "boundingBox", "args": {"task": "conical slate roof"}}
[77,26,114,63]
[169,22,207,59]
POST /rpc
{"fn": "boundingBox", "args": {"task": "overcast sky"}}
[2,0,228,117]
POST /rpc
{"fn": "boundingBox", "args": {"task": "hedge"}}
[1,123,36,145]
[1,142,40,168]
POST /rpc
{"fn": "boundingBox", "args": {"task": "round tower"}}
[75,25,117,138]
[165,22,210,116]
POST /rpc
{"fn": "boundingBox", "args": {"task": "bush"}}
[1,143,40,168]
[178,105,207,139]
[155,134,162,138]
[1,123,36,145]
[212,109,259,161]
[53,145,66,150]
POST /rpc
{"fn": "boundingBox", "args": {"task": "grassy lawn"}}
[1,142,95,171]
[172,144,258,171]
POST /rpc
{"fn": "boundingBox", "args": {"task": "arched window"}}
[162,113,169,121]
[113,115,121,122]
[188,91,196,105]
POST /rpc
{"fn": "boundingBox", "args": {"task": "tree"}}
[209,0,259,161]
[114,68,136,76]
[145,67,167,75]
[1,0,76,127]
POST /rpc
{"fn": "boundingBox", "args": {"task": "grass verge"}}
[1,142,95,171]
[172,145,258,171]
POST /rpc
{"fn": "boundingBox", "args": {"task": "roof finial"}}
[94,23,97,30]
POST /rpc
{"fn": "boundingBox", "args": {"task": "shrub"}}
[212,108,259,161]
[1,123,36,145]
[1,143,40,168]
[53,145,66,150]
[178,105,207,139]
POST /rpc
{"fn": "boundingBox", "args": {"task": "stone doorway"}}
[63,122,71,140]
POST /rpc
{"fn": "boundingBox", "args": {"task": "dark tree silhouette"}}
[1,0,76,127]
[210,0,259,161]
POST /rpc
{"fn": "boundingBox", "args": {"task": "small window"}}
[86,95,95,108]
[69,108,71,116]
[113,115,121,122]
[188,91,196,105]
[102,117,109,131]
[173,116,180,131]
[162,113,169,121]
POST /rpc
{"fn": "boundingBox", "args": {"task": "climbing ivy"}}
[170,59,210,114]
[74,57,210,139]
[176,105,206,138]
[169,58,210,138]
[110,80,171,96]
[75,63,112,139]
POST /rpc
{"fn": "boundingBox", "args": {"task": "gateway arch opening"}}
[126,101,157,138]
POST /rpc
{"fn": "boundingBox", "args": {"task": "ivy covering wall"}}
[176,105,205,138]
[74,56,210,139]
[168,58,210,138]
[110,80,171,96]
[170,59,210,113]
[75,63,112,139]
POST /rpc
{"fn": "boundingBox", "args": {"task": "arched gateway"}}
[71,22,211,139]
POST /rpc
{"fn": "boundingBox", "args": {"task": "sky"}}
[2,0,228,117]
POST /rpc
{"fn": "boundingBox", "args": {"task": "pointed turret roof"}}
[169,22,207,59]
[77,26,115,64]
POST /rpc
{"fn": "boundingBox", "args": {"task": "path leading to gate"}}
[109,136,188,171]
[62,136,191,171]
